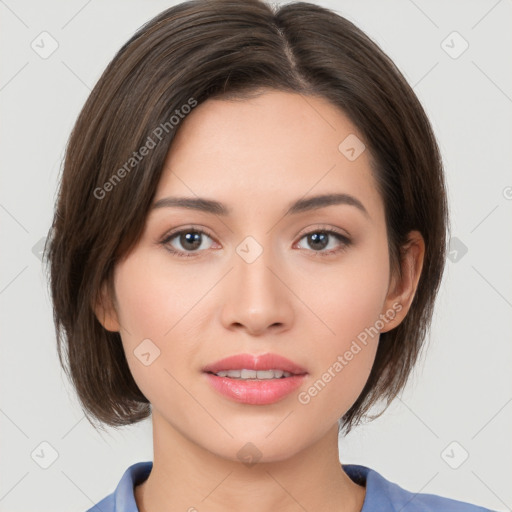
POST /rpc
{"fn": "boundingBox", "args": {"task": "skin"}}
[95,89,424,512]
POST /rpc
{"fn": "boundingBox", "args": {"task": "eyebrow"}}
[151,193,369,218]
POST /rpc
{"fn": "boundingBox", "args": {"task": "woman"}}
[44,0,497,510]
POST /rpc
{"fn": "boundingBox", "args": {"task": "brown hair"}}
[44,0,448,435]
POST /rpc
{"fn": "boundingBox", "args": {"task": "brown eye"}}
[296,229,351,256]
[161,228,215,258]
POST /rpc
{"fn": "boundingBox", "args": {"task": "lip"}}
[202,353,308,375]
[202,353,308,405]
[204,373,307,405]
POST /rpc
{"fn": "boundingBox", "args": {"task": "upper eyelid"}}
[161,225,216,242]
[296,224,351,239]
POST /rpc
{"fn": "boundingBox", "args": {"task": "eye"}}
[160,225,352,259]
[160,227,216,258]
[295,228,351,256]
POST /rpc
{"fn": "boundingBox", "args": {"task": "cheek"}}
[296,281,386,424]
[295,239,390,410]
[306,243,390,347]
[113,248,198,340]
[111,249,210,401]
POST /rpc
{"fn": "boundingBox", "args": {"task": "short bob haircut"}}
[44,0,448,436]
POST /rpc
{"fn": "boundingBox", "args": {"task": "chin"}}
[201,429,309,466]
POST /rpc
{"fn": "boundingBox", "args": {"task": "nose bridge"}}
[220,233,293,333]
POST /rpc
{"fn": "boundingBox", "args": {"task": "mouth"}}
[202,353,308,405]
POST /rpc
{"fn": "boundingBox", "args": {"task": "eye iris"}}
[308,232,328,250]
[181,232,202,251]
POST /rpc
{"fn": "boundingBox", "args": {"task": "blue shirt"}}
[86,461,497,512]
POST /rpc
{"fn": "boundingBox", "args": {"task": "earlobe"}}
[380,230,425,333]
[93,281,121,332]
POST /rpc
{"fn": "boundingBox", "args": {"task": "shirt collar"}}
[113,461,395,512]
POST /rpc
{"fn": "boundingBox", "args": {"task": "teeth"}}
[214,369,293,379]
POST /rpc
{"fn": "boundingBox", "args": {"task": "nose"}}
[219,243,294,336]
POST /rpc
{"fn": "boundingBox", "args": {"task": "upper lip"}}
[203,353,308,375]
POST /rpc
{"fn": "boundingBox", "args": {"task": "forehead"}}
[153,90,383,221]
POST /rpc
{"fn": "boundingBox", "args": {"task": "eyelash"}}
[160,225,352,259]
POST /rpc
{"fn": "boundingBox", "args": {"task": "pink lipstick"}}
[202,353,308,405]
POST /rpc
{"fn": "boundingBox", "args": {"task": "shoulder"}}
[342,464,498,512]
[85,461,153,512]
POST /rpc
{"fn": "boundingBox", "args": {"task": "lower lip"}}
[204,373,307,405]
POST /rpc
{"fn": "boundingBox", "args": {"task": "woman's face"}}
[98,90,414,462]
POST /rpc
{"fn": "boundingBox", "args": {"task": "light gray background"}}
[1,0,511,511]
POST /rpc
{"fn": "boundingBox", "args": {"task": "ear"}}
[93,280,121,332]
[380,230,425,333]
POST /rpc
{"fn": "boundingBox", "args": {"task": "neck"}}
[135,412,365,512]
